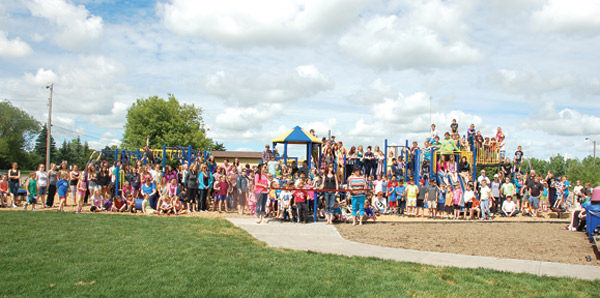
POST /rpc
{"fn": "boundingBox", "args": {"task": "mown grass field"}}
[1,212,598,297]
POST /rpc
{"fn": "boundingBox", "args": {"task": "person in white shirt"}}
[479,180,494,220]
[463,184,476,220]
[500,195,520,217]
[36,164,48,208]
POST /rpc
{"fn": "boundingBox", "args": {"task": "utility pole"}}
[46,84,53,171]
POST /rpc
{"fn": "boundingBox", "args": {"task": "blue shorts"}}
[27,195,37,204]
[218,195,227,201]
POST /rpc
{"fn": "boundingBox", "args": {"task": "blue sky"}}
[1,0,600,161]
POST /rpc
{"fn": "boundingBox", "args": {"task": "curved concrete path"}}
[227,217,600,281]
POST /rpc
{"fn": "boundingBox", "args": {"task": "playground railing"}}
[475,147,503,165]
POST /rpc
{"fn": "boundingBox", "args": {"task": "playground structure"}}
[383,139,507,189]
[98,145,210,199]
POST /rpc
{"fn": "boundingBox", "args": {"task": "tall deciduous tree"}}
[122,94,213,150]
[0,101,40,169]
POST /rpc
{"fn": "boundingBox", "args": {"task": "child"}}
[363,200,376,222]
[541,180,549,212]
[340,199,352,222]
[112,195,127,212]
[173,197,187,215]
[294,179,309,223]
[372,192,387,215]
[332,201,343,222]
[396,180,406,216]
[76,174,87,213]
[142,193,157,215]
[452,184,463,220]
[404,179,418,217]
[159,196,173,215]
[386,178,398,214]
[267,181,279,217]
[0,175,10,207]
[278,182,293,221]
[56,173,69,212]
[24,172,37,211]
[215,175,229,213]
[444,185,454,219]
[90,189,103,212]
[437,183,447,218]
[247,181,257,215]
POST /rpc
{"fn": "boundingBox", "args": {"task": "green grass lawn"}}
[1,212,598,298]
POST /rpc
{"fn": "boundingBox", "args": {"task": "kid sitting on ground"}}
[112,195,127,212]
[332,201,343,222]
[90,189,103,213]
[142,193,157,215]
[363,200,377,222]
[159,196,174,215]
[372,192,387,215]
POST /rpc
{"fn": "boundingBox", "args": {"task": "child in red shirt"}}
[215,175,229,213]
[294,179,309,223]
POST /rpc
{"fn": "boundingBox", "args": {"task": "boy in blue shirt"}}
[395,180,406,216]
[56,173,69,212]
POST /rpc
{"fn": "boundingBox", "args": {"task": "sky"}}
[1,0,600,161]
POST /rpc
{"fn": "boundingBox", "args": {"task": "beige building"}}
[209,151,263,167]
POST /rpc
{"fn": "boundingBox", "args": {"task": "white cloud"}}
[87,132,122,150]
[89,101,129,129]
[159,0,369,46]
[202,64,333,106]
[0,31,33,57]
[214,104,283,132]
[4,56,127,119]
[523,102,600,137]
[530,0,600,35]
[338,1,483,70]
[26,0,103,51]
[488,68,577,96]
[347,79,398,105]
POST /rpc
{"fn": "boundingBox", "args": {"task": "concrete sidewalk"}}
[227,217,600,281]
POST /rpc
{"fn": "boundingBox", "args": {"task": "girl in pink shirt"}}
[254,164,269,224]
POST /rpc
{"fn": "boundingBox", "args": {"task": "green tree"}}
[0,101,40,169]
[210,142,226,151]
[34,124,57,161]
[122,94,213,151]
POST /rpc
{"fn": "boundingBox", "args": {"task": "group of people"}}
[1,123,596,230]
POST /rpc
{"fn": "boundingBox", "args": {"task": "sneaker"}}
[12,204,17,208]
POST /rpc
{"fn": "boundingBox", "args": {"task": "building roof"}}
[209,151,262,159]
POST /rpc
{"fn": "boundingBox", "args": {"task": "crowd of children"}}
[1,124,595,226]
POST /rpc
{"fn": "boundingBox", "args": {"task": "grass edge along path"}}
[0,212,598,298]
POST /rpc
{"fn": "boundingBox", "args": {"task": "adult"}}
[321,165,339,225]
[46,163,58,208]
[236,169,248,215]
[348,166,367,226]
[69,165,80,206]
[185,163,199,212]
[254,164,270,224]
[476,170,490,192]
[546,171,556,207]
[490,175,501,213]
[8,162,20,206]
[500,195,520,217]
[141,176,157,209]
[198,164,212,212]
[529,175,544,217]
[35,164,48,208]
[363,146,375,177]
[261,145,273,164]
[479,180,494,220]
